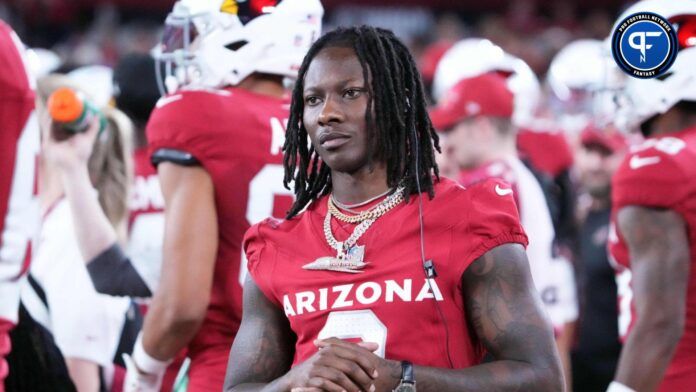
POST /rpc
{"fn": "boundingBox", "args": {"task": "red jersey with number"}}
[146,87,293,389]
[244,177,528,367]
[609,126,696,391]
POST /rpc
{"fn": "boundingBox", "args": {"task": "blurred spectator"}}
[572,124,627,391]
[2,1,618,84]
[21,74,140,391]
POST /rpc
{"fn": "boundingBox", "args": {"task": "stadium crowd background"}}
[2,0,624,77]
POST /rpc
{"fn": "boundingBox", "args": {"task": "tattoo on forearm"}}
[225,280,295,390]
[457,245,561,391]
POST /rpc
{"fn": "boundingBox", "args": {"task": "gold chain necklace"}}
[323,187,404,258]
[328,187,404,223]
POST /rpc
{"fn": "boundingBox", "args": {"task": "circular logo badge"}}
[611,12,678,78]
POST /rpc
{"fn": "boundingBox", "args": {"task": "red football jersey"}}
[609,126,696,391]
[457,157,576,332]
[146,87,293,389]
[459,160,520,208]
[244,178,528,368]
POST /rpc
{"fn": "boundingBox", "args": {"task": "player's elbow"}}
[159,292,210,333]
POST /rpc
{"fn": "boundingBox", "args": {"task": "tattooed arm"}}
[224,277,296,392]
[296,244,563,392]
[224,277,380,392]
[611,206,689,391]
[404,243,563,391]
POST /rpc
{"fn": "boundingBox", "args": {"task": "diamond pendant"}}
[303,245,368,273]
[345,244,365,263]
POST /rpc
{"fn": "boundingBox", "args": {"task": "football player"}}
[225,26,562,392]
[606,1,696,391]
[0,20,40,392]
[123,1,323,391]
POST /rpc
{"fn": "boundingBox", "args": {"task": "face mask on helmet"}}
[545,39,626,132]
[154,0,322,94]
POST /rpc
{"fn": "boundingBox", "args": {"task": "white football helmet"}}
[547,39,613,102]
[546,39,624,130]
[432,38,541,127]
[615,47,696,132]
[610,0,696,132]
[154,0,323,93]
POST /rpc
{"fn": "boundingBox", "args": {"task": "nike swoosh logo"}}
[495,184,513,196]
[629,155,661,169]
[155,94,183,108]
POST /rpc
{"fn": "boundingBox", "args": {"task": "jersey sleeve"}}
[612,147,690,211]
[145,91,225,168]
[243,219,283,308]
[452,178,529,277]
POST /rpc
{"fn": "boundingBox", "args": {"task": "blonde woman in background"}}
[19,74,142,391]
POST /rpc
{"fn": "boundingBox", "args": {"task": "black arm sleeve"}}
[86,244,152,297]
[151,148,200,167]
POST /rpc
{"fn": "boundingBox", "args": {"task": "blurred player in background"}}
[546,39,618,137]
[0,19,40,392]
[23,74,139,391]
[122,0,323,390]
[571,124,626,391]
[607,1,696,390]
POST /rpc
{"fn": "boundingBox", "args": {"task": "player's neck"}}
[237,74,285,98]
[330,164,390,206]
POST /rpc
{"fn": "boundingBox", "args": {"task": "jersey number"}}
[318,310,387,358]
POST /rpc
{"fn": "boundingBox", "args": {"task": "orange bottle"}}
[47,87,105,134]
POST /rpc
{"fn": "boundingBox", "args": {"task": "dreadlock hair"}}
[283,25,440,218]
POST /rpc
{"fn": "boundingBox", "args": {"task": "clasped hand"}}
[286,337,401,392]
